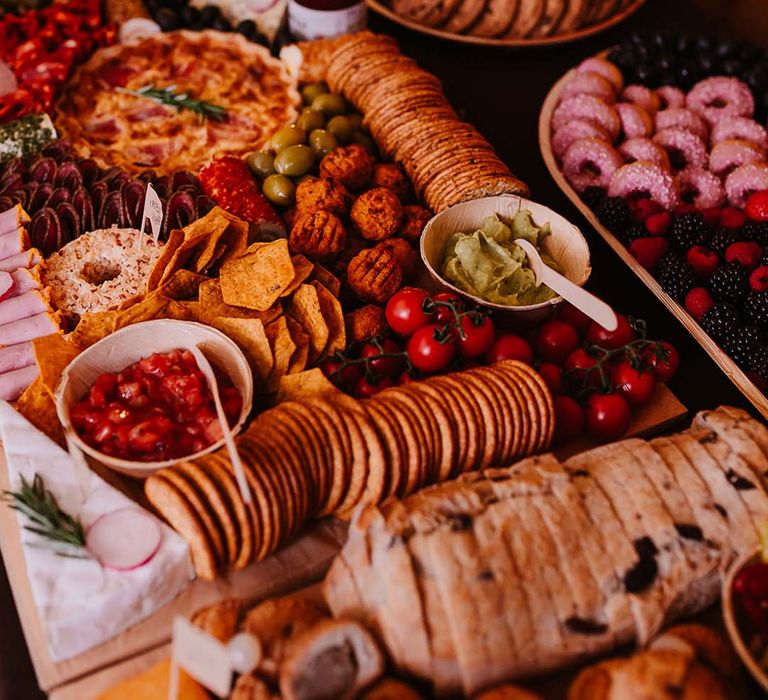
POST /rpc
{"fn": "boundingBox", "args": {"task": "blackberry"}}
[657,254,695,300]
[708,261,749,303]
[723,325,763,368]
[741,221,768,246]
[749,344,768,376]
[619,222,648,246]
[701,302,741,342]
[708,227,740,256]
[595,197,630,233]
[669,213,708,251]
[744,290,768,326]
[581,186,606,209]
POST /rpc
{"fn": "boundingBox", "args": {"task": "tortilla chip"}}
[284,315,310,374]
[310,280,346,356]
[277,367,340,403]
[286,284,329,360]
[17,376,65,446]
[207,316,274,385]
[159,269,208,300]
[71,311,117,348]
[264,316,296,391]
[198,279,282,324]
[114,293,170,330]
[33,333,80,396]
[147,228,184,291]
[220,239,294,311]
[311,262,341,297]
[195,241,228,275]
[163,299,200,321]
[216,210,249,266]
[280,255,315,298]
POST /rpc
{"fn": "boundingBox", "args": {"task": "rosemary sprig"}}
[116,84,228,124]
[2,473,86,551]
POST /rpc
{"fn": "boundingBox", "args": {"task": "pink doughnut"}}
[552,95,620,140]
[709,139,766,177]
[652,128,708,170]
[686,76,755,126]
[577,57,624,92]
[655,86,686,110]
[675,167,725,209]
[618,138,671,171]
[711,116,768,151]
[621,85,661,115]
[608,161,679,210]
[616,102,653,138]
[561,71,617,103]
[562,138,623,192]
[552,119,611,159]
[725,163,768,208]
[654,108,709,141]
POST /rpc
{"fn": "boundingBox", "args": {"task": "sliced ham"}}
[0,341,34,374]
[0,249,41,273]
[0,205,30,238]
[0,60,18,98]
[0,312,59,347]
[0,227,29,260]
[9,267,41,297]
[0,290,49,325]
[0,364,39,401]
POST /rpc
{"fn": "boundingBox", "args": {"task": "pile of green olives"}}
[246,82,377,207]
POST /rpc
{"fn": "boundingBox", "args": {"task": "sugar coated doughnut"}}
[652,128,708,170]
[562,138,623,192]
[620,85,661,115]
[561,71,616,103]
[711,116,768,151]
[655,86,686,110]
[616,102,653,138]
[709,139,766,177]
[654,108,709,141]
[618,138,671,171]
[725,163,768,207]
[577,57,624,92]
[676,167,725,209]
[608,161,679,210]
[552,120,611,159]
[686,76,755,126]
[552,95,621,140]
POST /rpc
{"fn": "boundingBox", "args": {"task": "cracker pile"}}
[325,32,529,212]
[145,360,554,579]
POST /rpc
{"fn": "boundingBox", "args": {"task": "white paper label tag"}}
[171,616,232,698]
[140,182,164,242]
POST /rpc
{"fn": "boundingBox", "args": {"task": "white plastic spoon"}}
[514,238,618,331]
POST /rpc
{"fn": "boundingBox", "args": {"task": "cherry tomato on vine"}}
[353,375,395,398]
[611,360,656,407]
[557,302,592,335]
[642,341,679,383]
[432,292,462,325]
[321,357,363,388]
[563,348,605,389]
[485,333,533,365]
[360,339,405,378]
[537,362,564,395]
[385,287,433,336]
[553,395,585,446]
[407,323,456,373]
[533,320,580,364]
[586,314,635,349]
[456,313,495,358]
[584,392,632,441]
[397,370,415,385]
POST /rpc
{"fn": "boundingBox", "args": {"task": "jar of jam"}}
[288,0,367,40]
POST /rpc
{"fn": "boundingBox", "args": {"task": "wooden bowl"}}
[722,548,768,693]
[420,194,591,325]
[55,319,253,478]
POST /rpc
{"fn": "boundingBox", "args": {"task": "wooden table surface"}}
[3,0,768,697]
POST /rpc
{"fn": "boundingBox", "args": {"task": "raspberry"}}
[645,211,672,236]
[708,261,749,303]
[750,266,768,293]
[746,189,768,222]
[701,207,722,227]
[720,207,747,229]
[684,287,714,320]
[725,241,763,270]
[674,203,698,215]
[686,245,719,278]
[629,237,669,270]
[633,198,662,222]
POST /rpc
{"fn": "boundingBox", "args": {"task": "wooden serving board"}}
[538,61,768,422]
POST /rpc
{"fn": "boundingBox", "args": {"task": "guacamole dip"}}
[441,210,562,306]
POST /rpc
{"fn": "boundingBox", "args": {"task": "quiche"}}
[54,30,300,175]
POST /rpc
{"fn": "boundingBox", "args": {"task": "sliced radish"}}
[86,508,162,571]
[0,271,14,302]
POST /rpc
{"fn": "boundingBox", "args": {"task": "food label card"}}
[140,182,164,242]
[170,616,232,698]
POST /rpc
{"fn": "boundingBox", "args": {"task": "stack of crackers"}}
[145,360,554,579]
[325,32,528,212]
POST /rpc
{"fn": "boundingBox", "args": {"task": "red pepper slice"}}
[0,89,34,124]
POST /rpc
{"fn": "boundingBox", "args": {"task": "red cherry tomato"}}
[361,339,405,378]
[321,357,364,388]
[586,314,635,349]
[537,362,564,395]
[557,302,592,335]
[397,370,415,385]
[407,323,456,373]
[353,375,395,399]
[611,360,657,407]
[553,395,585,446]
[563,348,605,389]
[385,287,433,336]
[533,320,580,364]
[642,341,679,383]
[485,333,533,366]
[456,313,495,358]
[432,291,463,325]
[584,393,633,441]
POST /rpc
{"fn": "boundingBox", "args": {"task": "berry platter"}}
[539,35,768,421]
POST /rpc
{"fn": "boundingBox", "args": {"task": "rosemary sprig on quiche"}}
[116,84,228,123]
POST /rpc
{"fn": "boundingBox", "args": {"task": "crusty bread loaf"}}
[324,407,768,696]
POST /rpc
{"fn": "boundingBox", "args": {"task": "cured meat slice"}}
[0,249,40,273]
[0,227,29,260]
[0,290,48,325]
[8,268,40,297]
[0,312,59,347]
[0,341,34,374]
[0,204,30,237]
[0,364,38,401]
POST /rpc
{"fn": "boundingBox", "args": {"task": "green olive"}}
[246,150,275,178]
[301,82,329,105]
[262,174,296,206]
[309,129,338,159]
[310,92,346,117]
[326,115,353,144]
[273,144,315,177]
[296,109,326,133]
[351,130,377,153]
[347,113,364,131]
[270,125,306,153]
